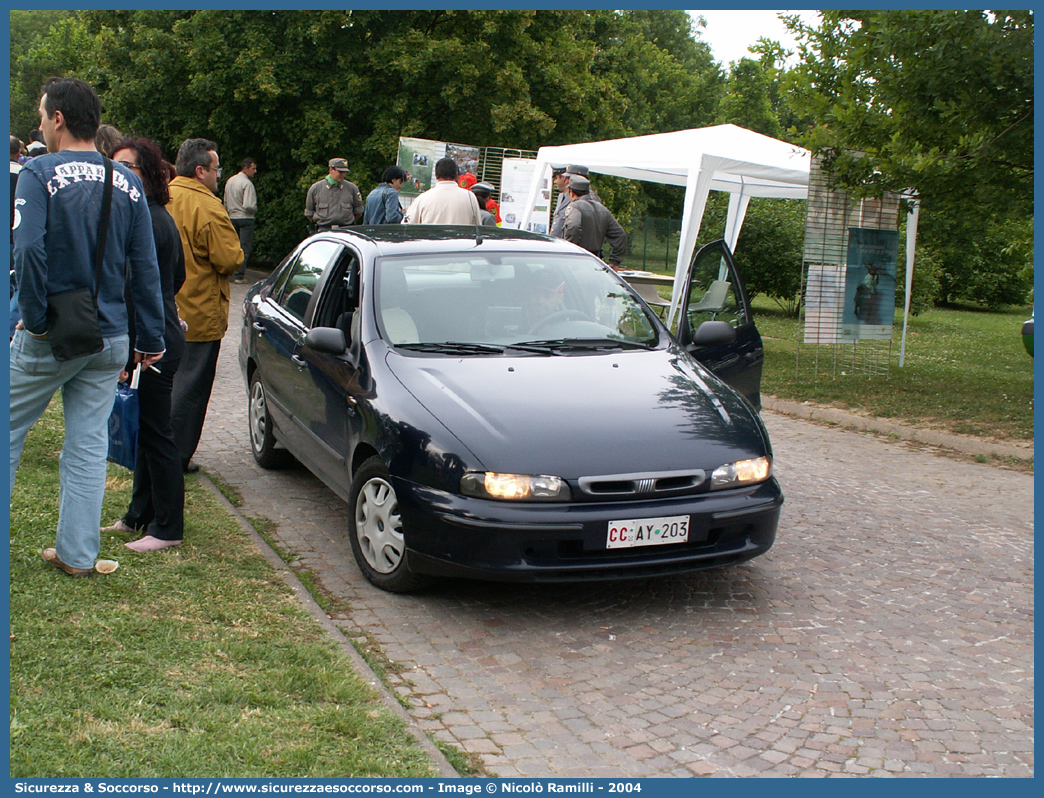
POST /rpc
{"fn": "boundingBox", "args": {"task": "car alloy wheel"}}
[248,373,292,469]
[347,457,431,593]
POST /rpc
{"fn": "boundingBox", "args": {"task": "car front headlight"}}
[710,456,771,490]
[460,472,571,502]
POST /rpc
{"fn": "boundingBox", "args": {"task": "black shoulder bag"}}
[44,156,113,361]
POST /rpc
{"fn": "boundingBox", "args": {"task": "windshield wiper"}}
[396,341,508,355]
[520,338,652,352]
[397,341,565,356]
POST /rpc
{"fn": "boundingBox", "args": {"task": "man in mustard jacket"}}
[169,138,243,472]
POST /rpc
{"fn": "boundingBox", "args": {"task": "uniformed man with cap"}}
[470,181,499,226]
[305,158,364,231]
[550,163,600,237]
[561,175,627,269]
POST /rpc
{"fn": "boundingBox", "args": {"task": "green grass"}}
[10,402,439,779]
[753,299,1034,442]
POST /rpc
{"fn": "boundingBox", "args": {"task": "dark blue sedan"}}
[239,226,782,592]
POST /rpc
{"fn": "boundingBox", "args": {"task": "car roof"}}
[321,225,583,258]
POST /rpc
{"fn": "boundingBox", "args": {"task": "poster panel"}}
[396,137,438,197]
[841,228,899,341]
[445,143,480,182]
[499,158,549,231]
[803,264,845,344]
[518,162,553,236]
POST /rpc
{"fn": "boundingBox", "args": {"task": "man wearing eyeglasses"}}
[168,138,244,473]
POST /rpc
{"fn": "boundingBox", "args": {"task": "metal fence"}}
[620,216,683,273]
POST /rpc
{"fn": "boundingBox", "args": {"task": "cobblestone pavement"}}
[196,277,1033,778]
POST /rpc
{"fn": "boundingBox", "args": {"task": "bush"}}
[732,198,805,315]
[921,210,1033,309]
[895,247,940,316]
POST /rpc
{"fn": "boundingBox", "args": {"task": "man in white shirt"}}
[223,157,257,284]
[404,157,482,225]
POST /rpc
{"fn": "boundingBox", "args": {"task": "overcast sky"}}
[690,10,821,67]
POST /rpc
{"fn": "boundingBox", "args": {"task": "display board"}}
[396,137,438,196]
[499,157,549,232]
[801,156,900,346]
[396,138,540,222]
[397,137,481,199]
[841,228,899,341]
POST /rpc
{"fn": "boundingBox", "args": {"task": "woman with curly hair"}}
[102,137,187,552]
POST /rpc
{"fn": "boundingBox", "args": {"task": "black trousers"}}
[170,340,221,468]
[124,358,184,541]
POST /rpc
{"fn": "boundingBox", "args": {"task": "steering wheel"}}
[531,309,593,334]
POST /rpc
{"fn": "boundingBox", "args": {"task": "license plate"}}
[606,515,690,549]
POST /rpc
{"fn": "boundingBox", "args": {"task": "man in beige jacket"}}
[404,157,482,225]
[169,138,243,472]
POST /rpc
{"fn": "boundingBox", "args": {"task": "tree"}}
[27,10,722,262]
[11,11,738,263]
[785,11,1034,308]
[716,58,780,138]
[748,37,813,136]
[786,10,1032,211]
[9,10,81,140]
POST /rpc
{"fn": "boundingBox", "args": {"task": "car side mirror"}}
[691,320,737,347]
[304,326,347,355]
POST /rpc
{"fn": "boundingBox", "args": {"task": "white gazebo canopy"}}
[520,124,812,322]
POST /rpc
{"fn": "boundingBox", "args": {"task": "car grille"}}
[577,469,707,498]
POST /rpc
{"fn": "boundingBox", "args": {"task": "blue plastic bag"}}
[107,364,140,471]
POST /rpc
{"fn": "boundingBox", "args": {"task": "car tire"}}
[248,373,293,469]
[348,457,432,593]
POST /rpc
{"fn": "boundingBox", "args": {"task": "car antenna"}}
[475,225,483,246]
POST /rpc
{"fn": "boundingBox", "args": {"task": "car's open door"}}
[676,240,764,409]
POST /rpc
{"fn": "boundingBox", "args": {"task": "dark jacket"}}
[126,199,186,368]
[561,195,628,266]
[13,150,165,352]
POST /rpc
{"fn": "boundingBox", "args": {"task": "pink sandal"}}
[125,536,183,553]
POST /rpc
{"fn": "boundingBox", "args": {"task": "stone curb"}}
[198,476,460,778]
[762,395,1034,463]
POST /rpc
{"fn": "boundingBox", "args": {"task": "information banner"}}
[397,138,481,200]
[841,227,899,341]
[445,142,480,182]
[803,263,845,344]
[397,137,439,197]
[498,158,549,232]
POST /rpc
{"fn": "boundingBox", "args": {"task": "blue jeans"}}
[10,330,130,569]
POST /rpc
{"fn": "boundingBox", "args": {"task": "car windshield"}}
[375,252,660,350]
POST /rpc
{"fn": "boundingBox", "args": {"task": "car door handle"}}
[291,354,306,367]
[252,322,265,332]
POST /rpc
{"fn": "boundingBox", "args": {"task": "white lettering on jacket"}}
[46,162,141,202]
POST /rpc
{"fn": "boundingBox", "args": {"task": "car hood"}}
[385,346,768,478]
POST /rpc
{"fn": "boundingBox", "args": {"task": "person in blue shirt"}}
[10,77,165,577]
[362,165,406,225]
[10,135,23,338]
